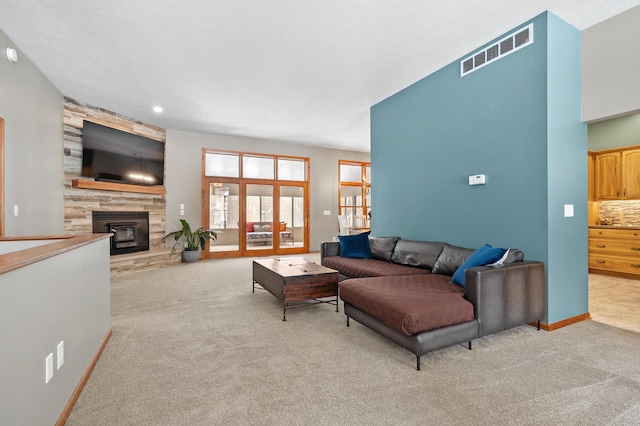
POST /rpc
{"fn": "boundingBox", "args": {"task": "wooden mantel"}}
[72,179,166,195]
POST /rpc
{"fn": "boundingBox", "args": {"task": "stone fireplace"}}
[62,98,179,273]
[92,211,150,255]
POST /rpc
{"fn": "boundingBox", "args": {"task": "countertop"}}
[0,234,110,275]
[589,225,640,230]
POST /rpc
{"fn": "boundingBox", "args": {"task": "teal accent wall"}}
[370,12,587,325]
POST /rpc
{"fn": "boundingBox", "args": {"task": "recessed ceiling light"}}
[152,106,163,113]
[6,47,18,63]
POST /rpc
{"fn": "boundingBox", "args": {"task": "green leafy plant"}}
[164,219,217,252]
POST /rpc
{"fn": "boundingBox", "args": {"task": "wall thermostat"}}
[468,174,486,185]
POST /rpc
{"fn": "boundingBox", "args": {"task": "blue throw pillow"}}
[339,231,372,259]
[451,244,506,287]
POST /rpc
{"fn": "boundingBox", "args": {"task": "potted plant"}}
[164,219,217,263]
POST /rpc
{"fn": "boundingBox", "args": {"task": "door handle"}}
[631,247,640,251]
[596,244,606,248]
[596,260,606,263]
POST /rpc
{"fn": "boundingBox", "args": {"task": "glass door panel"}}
[339,185,365,229]
[246,184,274,251]
[208,182,240,253]
[279,185,305,250]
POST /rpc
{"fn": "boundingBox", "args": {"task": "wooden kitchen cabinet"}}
[622,149,640,199]
[589,227,640,276]
[594,151,621,200]
[593,147,640,200]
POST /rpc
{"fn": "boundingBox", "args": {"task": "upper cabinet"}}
[595,151,621,200]
[622,149,640,199]
[593,147,640,200]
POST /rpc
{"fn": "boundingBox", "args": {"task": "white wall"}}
[0,28,64,236]
[165,130,369,250]
[583,5,640,122]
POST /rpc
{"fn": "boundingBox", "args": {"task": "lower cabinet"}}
[589,227,640,275]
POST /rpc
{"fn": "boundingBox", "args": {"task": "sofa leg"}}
[537,320,541,331]
[416,355,421,371]
[468,341,472,350]
[346,316,350,327]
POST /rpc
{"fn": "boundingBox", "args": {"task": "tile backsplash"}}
[599,200,640,226]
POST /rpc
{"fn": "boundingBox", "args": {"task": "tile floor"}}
[589,273,640,334]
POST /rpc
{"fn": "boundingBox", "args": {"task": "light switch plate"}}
[564,204,574,217]
[57,341,64,370]
[45,353,54,383]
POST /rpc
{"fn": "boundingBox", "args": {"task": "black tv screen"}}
[81,120,165,186]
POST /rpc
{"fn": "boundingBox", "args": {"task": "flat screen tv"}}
[81,120,165,186]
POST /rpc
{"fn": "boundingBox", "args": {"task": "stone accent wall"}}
[63,98,167,248]
[599,200,640,226]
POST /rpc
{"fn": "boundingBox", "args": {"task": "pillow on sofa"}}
[504,248,525,263]
[254,223,270,232]
[390,240,445,270]
[368,236,400,262]
[451,244,507,287]
[339,231,372,259]
[432,243,475,276]
[246,222,255,233]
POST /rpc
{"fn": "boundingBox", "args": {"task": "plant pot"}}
[182,249,202,263]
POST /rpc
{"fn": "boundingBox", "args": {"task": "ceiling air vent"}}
[460,23,533,77]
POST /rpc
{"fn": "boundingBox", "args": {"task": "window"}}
[205,152,239,177]
[246,195,273,222]
[209,184,239,229]
[339,160,371,230]
[243,156,274,179]
[280,195,304,227]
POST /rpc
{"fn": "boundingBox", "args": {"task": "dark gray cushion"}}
[504,249,524,263]
[390,240,445,270]
[368,236,400,262]
[432,243,475,276]
[256,223,272,232]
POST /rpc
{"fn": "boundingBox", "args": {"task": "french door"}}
[203,149,309,258]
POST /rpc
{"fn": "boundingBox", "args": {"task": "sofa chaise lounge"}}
[321,236,545,370]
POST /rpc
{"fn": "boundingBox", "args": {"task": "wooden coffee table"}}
[252,258,339,321]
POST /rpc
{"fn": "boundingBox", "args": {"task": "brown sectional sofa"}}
[321,236,545,370]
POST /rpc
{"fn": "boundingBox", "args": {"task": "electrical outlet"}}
[45,353,54,383]
[57,341,64,369]
[13,205,19,216]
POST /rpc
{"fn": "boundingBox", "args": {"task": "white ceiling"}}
[1,1,639,153]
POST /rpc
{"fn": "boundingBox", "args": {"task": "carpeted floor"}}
[66,255,640,425]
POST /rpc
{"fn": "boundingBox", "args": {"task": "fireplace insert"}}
[92,211,150,255]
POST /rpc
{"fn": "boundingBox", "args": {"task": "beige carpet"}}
[66,255,640,425]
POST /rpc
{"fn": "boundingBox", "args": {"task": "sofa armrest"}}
[464,261,545,337]
[321,241,340,262]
